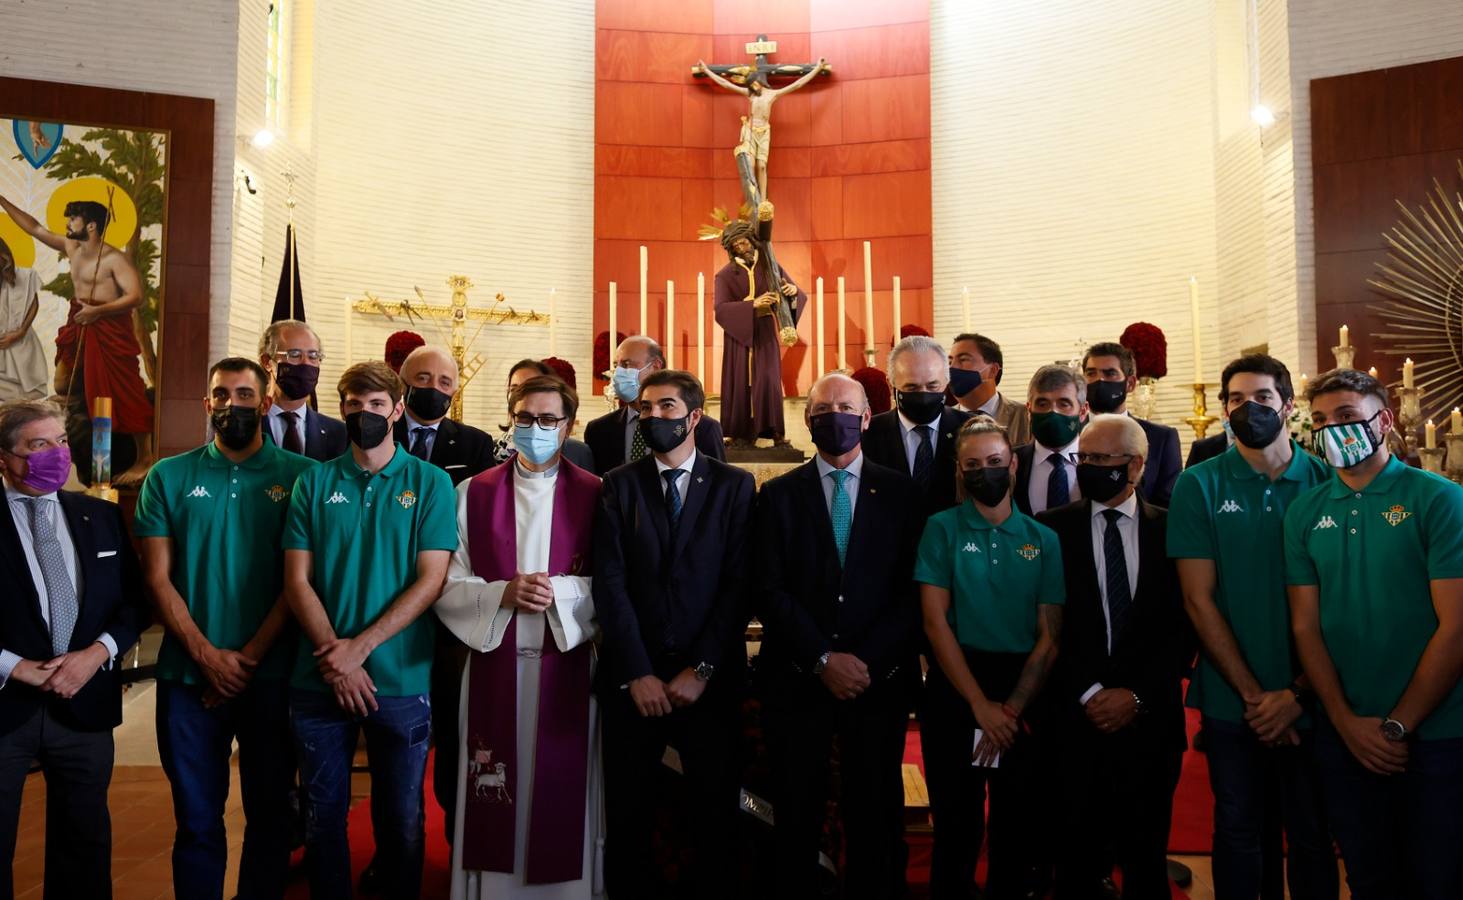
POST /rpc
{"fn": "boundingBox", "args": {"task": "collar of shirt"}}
[654,448,698,478]
[1035,436,1081,467]
[268,403,305,423]
[897,409,943,436]
[814,450,865,483]
[515,458,559,480]
[977,392,1002,417]
[1326,453,1405,499]
[345,443,409,480]
[1222,438,1311,484]
[6,489,58,510]
[624,406,641,423]
[404,411,441,434]
[1089,490,1139,523]
[203,440,274,470]
[956,501,1024,534]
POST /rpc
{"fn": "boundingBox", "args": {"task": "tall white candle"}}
[815,277,826,377]
[892,276,902,351]
[1339,324,1349,348]
[548,287,557,355]
[962,286,971,332]
[863,241,874,353]
[697,272,706,385]
[1403,357,1415,389]
[665,280,675,367]
[1189,276,1204,383]
[837,276,847,370]
[344,295,355,379]
[608,282,618,372]
[639,245,649,334]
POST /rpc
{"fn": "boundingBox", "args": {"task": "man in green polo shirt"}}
[283,360,456,900]
[1286,366,1463,900]
[1167,354,1337,900]
[135,356,317,899]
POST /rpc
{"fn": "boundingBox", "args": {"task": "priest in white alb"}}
[435,374,604,899]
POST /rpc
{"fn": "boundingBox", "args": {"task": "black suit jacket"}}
[393,416,498,485]
[1134,417,1182,507]
[0,487,146,736]
[264,406,348,462]
[1012,441,1043,517]
[861,407,971,521]
[1186,433,1227,468]
[1035,497,1193,751]
[583,406,726,476]
[755,458,921,684]
[594,452,755,688]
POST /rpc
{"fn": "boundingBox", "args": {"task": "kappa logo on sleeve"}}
[325,491,351,505]
[1313,515,1338,530]
[185,485,212,499]
[1217,499,1244,513]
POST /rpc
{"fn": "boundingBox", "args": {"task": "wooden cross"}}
[351,274,549,422]
[691,34,831,86]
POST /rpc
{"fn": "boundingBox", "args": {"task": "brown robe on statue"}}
[713,258,806,442]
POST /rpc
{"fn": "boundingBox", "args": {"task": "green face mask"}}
[1030,410,1084,448]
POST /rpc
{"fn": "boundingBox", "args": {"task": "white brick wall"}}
[1,0,240,366]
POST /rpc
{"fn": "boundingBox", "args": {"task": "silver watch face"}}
[1382,719,1407,740]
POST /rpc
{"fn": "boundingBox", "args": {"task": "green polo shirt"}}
[133,441,317,684]
[914,502,1065,653]
[1284,456,1463,740]
[283,445,457,696]
[1167,442,1330,724]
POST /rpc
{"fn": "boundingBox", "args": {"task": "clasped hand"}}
[1242,688,1303,745]
[504,572,554,612]
[10,643,110,699]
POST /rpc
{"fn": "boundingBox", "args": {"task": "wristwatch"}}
[1380,717,1409,742]
[812,652,831,675]
[693,661,715,682]
[1130,691,1146,715]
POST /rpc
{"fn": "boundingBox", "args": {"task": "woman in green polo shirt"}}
[915,416,1065,900]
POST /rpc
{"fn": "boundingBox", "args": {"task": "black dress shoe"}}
[359,857,382,895]
[1098,876,1121,899]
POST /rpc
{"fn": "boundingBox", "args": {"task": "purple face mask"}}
[13,444,71,493]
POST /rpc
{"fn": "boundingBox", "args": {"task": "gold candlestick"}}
[1183,383,1219,440]
[1446,433,1463,484]
[1396,386,1422,456]
[1331,344,1356,370]
[1420,446,1446,475]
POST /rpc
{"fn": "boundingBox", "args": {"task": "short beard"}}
[65,229,88,241]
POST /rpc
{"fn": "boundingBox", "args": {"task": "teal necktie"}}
[830,469,852,566]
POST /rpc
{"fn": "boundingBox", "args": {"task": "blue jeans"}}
[1202,716,1337,900]
[290,689,432,900]
[1313,714,1463,900]
[156,678,294,900]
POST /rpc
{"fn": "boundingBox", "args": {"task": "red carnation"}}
[900,324,930,339]
[594,330,626,381]
[384,331,425,373]
[1120,322,1168,380]
[542,356,577,391]
[851,366,892,415]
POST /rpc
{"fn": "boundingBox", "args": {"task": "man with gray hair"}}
[1036,413,1191,899]
[756,372,922,897]
[863,335,972,521]
[256,319,347,461]
[1014,364,1090,516]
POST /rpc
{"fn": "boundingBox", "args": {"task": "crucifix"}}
[351,274,550,421]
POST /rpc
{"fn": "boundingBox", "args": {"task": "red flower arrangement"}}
[542,356,577,391]
[594,330,626,381]
[900,324,930,339]
[1119,322,1168,380]
[851,366,892,415]
[384,331,425,373]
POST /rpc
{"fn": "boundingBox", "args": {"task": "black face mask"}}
[274,362,320,401]
[405,385,453,422]
[1087,380,1128,414]
[948,367,984,398]
[211,405,261,451]
[345,410,392,450]
[639,413,692,455]
[896,390,945,425]
[1076,461,1131,503]
[1227,400,1286,449]
[962,466,1011,507]
[809,411,863,456]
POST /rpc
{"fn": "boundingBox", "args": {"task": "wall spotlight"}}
[251,129,276,149]
[1250,105,1276,127]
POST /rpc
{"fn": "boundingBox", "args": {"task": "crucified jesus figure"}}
[695,58,828,200]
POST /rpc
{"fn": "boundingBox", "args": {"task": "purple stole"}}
[460,459,599,883]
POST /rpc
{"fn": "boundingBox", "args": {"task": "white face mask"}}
[1317,412,1383,469]
[612,365,644,403]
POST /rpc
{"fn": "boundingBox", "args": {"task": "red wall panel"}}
[594,0,932,395]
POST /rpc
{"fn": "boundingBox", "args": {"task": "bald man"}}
[584,336,725,475]
[755,373,923,898]
[392,345,497,486]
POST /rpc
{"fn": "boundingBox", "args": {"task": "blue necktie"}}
[410,426,432,460]
[1102,508,1132,650]
[912,425,933,488]
[662,469,682,529]
[829,469,852,566]
[1046,452,1070,508]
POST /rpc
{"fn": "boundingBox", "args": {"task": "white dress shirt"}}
[403,411,441,458]
[1026,436,1082,514]
[1079,492,1140,704]
[266,402,308,448]
[897,411,942,476]
[814,451,864,520]
[654,448,697,505]
[0,492,115,687]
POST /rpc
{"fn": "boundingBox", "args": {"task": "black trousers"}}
[429,622,468,845]
[922,650,1036,900]
[762,669,912,900]
[601,683,741,899]
[1052,719,1183,900]
[0,705,114,900]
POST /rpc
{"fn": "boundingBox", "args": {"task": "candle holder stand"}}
[1446,434,1463,484]
[1419,446,1446,476]
[1396,387,1422,457]
[1183,383,1219,441]
[1331,344,1356,370]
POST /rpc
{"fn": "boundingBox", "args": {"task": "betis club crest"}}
[1017,543,1041,561]
[396,489,417,510]
[265,484,288,503]
[1381,504,1413,527]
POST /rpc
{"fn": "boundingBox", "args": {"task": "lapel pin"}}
[945,432,953,439]
[870,488,878,494]
[696,477,704,484]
